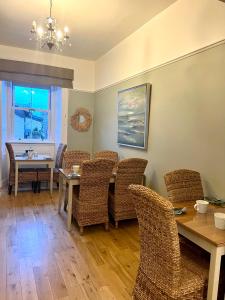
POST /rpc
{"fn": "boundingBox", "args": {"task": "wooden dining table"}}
[174,201,225,300]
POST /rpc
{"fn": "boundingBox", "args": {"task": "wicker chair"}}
[164,169,204,203]
[72,159,114,234]
[37,143,67,192]
[94,150,118,164]
[164,169,208,257]
[5,142,38,194]
[63,150,90,169]
[128,184,210,300]
[108,158,147,228]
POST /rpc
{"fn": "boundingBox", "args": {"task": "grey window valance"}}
[0,59,74,88]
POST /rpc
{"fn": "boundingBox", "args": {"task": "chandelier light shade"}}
[30,0,71,51]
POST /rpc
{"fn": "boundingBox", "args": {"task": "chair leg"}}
[57,182,59,188]
[32,181,37,193]
[115,221,119,229]
[79,226,84,235]
[105,222,109,231]
[64,199,68,212]
[8,185,12,195]
[36,182,39,193]
[35,181,40,193]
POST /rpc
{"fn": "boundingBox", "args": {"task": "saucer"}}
[173,207,186,216]
[205,197,225,206]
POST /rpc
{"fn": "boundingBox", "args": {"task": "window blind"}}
[0,59,74,88]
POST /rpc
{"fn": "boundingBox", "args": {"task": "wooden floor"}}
[0,190,140,300]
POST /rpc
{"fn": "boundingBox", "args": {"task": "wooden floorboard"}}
[0,190,139,300]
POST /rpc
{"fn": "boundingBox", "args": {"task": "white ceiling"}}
[0,0,176,60]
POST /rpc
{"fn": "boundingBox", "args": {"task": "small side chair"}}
[129,184,210,300]
[72,159,114,234]
[94,150,118,165]
[164,169,204,203]
[6,142,38,194]
[108,158,148,228]
[37,143,67,192]
[63,150,90,169]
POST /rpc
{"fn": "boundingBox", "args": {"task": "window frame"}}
[11,83,52,142]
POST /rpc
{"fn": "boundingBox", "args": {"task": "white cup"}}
[214,213,225,230]
[72,165,80,173]
[194,200,209,214]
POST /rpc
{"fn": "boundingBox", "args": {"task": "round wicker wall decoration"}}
[70,108,92,132]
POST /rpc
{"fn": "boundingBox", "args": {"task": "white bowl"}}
[214,213,225,230]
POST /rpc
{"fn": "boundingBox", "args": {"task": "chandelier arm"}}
[49,0,52,18]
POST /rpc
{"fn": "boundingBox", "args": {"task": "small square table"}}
[14,155,54,196]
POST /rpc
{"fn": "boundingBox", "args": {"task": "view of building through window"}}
[13,85,50,140]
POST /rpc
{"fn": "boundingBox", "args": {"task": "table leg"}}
[50,163,53,197]
[67,182,73,231]
[58,175,63,213]
[207,247,223,300]
[15,162,18,196]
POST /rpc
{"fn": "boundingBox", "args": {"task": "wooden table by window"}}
[15,155,54,197]
[58,168,116,231]
[174,201,225,300]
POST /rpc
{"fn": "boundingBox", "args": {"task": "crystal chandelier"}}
[30,0,71,51]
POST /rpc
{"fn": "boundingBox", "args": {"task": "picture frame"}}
[117,83,151,150]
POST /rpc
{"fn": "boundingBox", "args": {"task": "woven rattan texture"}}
[37,143,67,182]
[37,168,60,182]
[63,150,90,169]
[164,169,204,203]
[94,151,119,164]
[6,143,37,185]
[72,159,114,228]
[109,158,147,223]
[128,185,207,300]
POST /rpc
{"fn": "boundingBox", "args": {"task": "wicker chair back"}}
[164,169,204,203]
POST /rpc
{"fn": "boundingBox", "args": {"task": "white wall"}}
[95,0,225,90]
[0,44,95,92]
[0,81,9,187]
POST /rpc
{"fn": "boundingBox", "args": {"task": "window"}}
[12,85,51,141]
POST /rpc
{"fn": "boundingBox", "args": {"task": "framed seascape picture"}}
[117,83,151,150]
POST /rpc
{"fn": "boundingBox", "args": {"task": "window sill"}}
[7,140,55,145]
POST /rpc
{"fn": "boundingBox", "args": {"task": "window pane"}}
[32,87,49,110]
[31,111,48,139]
[14,86,32,108]
[14,109,48,140]
[13,85,49,110]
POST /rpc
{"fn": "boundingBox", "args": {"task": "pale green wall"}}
[93,43,225,198]
[67,90,95,153]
